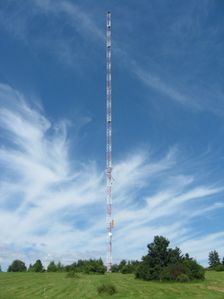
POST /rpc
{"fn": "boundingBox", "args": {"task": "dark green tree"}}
[136,236,176,280]
[119,260,127,270]
[208,250,221,268]
[66,259,106,274]
[56,262,64,272]
[136,236,204,281]
[47,261,57,272]
[120,260,140,274]
[121,262,135,274]
[8,260,27,272]
[84,259,106,274]
[111,264,119,272]
[0,264,2,272]
[32,260,44,272]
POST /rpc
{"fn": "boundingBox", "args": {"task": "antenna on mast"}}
[106,11,113,272]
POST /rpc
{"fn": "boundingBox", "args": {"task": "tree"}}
[136,236,178,280]
[56,262,64,272]
[8,260,27,272]
[0,264,2,272]
[208,250,221,268]
[136,236,204,281]
[111,264,119,273]
[32,260,44,272]
[119,260,127,270]
[121,262,135,274]
[84,259,106,274]
[64,259,106,274]
[111,260,140,274]
[121,261,140,274]
[47,261,57,272]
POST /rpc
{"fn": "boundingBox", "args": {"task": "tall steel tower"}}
[106,11,113,272]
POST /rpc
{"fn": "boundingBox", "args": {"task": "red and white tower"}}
[106,11,113,272]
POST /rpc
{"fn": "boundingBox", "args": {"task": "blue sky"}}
[0,0,224,270]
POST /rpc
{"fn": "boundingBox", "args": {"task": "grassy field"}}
[0,271,224,299]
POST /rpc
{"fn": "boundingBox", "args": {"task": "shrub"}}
[121,261,140,274]
[121,263,134,274]
[160,263,189,281]
[135,263,161,280]
[176,274,190,282]
[47,261,57,272]
[68,259,106,274]
[84,262,106,274]
[214,264,224,271]
[111,264,119,272]
[97,283,117,295]
[66,271,80,278]
[112,260,139,273]
[182,258,205,280]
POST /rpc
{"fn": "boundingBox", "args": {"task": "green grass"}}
[0,271,224,299]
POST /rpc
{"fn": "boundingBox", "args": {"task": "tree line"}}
[7,258,106,274]
[4,236,224,282]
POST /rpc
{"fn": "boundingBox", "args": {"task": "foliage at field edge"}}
[7,260,27,272]
[135,236,205,282]
[5,235,217,282]
[208,250,224,271]
[7,258,106,274]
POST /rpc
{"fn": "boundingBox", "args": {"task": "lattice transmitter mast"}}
[106,11,113,272]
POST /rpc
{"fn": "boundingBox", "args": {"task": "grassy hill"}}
[0,271,224,298]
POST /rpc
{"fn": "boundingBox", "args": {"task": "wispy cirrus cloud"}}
[0,82,223,269]
[2,0,223,113]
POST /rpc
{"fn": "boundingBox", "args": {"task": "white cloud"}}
[132,64,188,104]
[180,232,224,263]
[0,83,223,270]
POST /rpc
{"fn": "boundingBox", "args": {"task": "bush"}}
[160,263,189,281]
[135,262,158,280]
[67,259,106,274]
[47,261,57,272]
[182,258,205,280]
[111,264,119,273]
[214,264,224,272]
[66,271,80,278]
[97,283,117,295]
[111,260,139,273]
[84,262,106,274]
[121,263,134,274]
[176,274,190,282]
